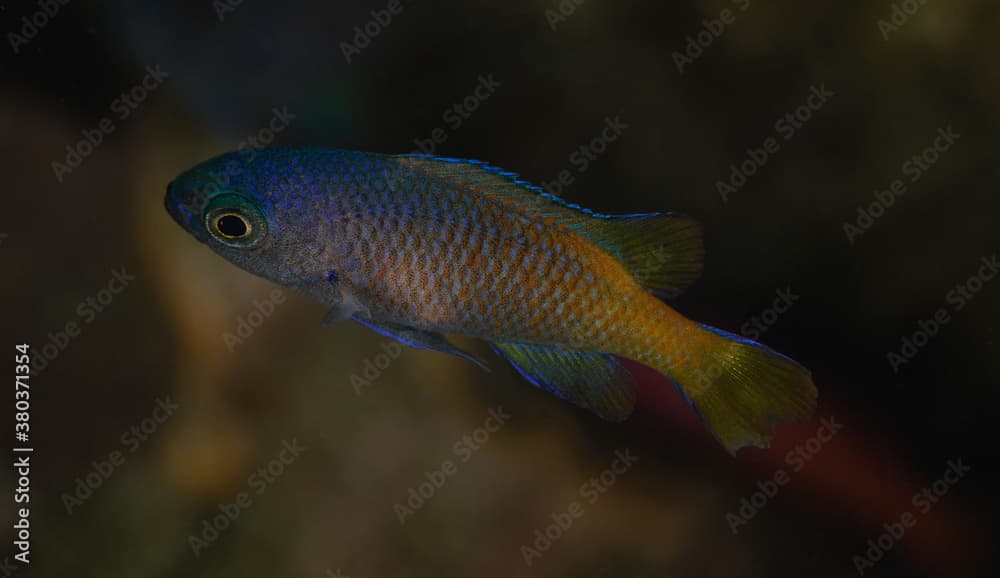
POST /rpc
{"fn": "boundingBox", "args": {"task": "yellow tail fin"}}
[672,324,817,454]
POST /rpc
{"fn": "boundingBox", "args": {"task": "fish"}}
[165,147,817,453]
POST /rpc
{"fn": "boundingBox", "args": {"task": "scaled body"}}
[167,148,816,452]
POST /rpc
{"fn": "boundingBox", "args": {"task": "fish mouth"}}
[164,179,199,230]
[164,180,184,226]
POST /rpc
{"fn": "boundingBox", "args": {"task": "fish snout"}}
[164,180,183,225]
[164,179,200,230]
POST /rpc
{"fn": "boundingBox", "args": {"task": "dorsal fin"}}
[394,154,619,226]
[578,214,704,298]
[395,155,704,297]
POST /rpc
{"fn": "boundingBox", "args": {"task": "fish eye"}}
[215,213,250,238]
[203,193,267,248]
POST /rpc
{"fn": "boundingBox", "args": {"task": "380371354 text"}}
[13,343,33,565]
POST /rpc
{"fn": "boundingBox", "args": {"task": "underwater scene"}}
[1,1,995,577]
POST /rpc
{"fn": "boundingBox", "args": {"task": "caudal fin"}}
[672,324,817,454]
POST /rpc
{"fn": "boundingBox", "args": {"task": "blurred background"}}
[1,0,996,576]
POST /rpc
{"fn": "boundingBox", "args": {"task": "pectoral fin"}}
[353,317,489,371]
[320,272,369,326]
[491,342,637,421]
[322,296,367,326]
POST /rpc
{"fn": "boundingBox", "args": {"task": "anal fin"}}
[491,342,636,421]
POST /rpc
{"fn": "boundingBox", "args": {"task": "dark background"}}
[1,1,996,577]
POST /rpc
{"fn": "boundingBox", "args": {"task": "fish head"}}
[165,148,334,287]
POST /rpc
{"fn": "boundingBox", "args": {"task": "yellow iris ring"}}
[212,212,253,239]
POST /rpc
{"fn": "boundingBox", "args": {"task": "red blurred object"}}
[629,362,983,577]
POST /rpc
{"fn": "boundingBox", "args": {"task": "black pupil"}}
[217,215,248,237]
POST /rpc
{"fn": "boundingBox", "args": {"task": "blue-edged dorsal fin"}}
[491,342,636,421]
[394,154,618,224]
[395,155,704,298]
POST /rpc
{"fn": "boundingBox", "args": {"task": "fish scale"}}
[167,147,817,453]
